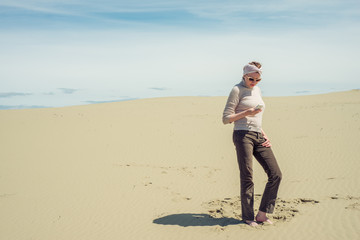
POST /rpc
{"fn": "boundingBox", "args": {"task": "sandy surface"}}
[1,90,359,240]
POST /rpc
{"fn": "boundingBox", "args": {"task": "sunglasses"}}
[247,77,262,82]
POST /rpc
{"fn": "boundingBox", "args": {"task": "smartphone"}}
[255,104,264,110]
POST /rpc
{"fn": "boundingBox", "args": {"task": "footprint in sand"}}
[205,168,221,178]
[144,182,153,186]
[345,202,360,211]
[330,194,360,210]
[202,196,320,223]
[179,167,194,177]
[0,193,16,198]
[171,192,192,202]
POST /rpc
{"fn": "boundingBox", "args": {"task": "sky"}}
[1,0,360,109]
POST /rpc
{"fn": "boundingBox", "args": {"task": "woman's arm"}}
[226,108,262,124]
[222,86,262,124]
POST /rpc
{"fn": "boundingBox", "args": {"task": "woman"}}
[222,61,282,227]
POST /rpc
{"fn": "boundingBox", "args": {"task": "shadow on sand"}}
[153,213,243,227]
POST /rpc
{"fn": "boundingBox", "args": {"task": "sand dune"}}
[0,90,359,239]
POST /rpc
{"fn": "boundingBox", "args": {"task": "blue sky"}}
[1,0,360,109]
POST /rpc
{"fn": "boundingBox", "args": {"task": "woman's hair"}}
[249,61,262,69]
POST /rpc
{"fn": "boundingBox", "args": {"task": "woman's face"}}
[244,72,261,88]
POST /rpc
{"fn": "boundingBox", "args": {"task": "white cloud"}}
[1,0,359,25]
[57,88,79,94]
[0,92,32,98]
[0,0,77,15]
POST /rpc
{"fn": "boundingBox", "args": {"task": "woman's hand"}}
[246,108,262,116]
[261,130,272,148]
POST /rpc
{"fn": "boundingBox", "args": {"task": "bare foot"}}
[255,211,273,224]
[256,217,273,224]
[245,220,259,226]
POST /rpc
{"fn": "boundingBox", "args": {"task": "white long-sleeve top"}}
[222,80,265,133]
